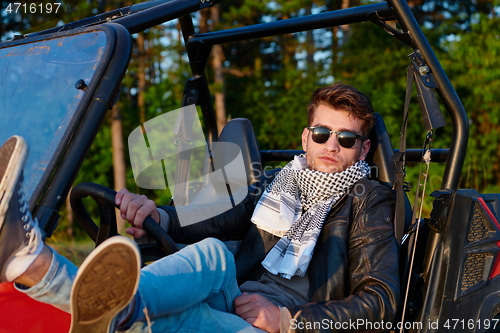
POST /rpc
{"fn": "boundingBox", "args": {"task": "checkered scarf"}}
[251,155,370,279]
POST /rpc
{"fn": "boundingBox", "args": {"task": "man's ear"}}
[359,139,371,160]
[301,127,309,152]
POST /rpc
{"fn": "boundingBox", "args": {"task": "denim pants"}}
[17,238,261,333]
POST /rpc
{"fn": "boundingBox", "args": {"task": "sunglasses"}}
[307,126,367,148]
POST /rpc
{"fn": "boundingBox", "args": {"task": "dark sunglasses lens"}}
[311,128,331,143]
[337,132,358,148]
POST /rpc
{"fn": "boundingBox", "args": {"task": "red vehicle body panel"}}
[0,282,70,333]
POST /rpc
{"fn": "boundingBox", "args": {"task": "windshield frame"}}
[0,23,132,237]
[0,26,119,208]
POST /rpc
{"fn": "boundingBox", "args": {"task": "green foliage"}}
[439,12,500,193]
[225,68,315,150]
[330,21,411,144]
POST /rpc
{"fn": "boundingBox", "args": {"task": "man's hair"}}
[307,83,375,137]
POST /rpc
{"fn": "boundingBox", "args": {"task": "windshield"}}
[0,31,107,201]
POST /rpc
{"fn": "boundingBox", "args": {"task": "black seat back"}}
[216,118,263,186]
[366,113,397,184]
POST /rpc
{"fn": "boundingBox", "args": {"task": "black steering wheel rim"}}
[70,182,178,256]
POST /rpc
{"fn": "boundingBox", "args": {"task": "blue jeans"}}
[17,238,261,333]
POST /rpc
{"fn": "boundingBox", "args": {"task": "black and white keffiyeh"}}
[251,155,370,279]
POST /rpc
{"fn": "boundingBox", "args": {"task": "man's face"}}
[301,105,371,173]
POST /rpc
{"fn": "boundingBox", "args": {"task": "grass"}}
[45,239,95,266]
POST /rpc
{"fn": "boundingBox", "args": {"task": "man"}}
[0,83,399,332]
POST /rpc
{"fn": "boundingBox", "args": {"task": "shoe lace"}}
[17,185,42,256]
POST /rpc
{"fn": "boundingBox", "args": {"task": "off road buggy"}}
[1,0,498,332]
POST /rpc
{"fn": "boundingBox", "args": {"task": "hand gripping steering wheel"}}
[70,182,178,257]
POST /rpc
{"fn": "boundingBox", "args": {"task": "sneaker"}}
[0,135,43,283]
[70,236,141,333]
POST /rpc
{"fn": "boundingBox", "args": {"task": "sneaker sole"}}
[69,237,141,333]
[0,136,28,231]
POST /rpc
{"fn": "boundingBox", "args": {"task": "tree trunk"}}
[199,8,210,34]
[305,6,314,73]
[199,6,227,134]
[212,43,226,134]
[331,0,351,71]
[137,32,147,124]
[111,104,127,233]
[210,6,227,134]
[65,192,74,240]
[340,0,352,42]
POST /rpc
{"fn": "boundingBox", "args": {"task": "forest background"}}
[2,0,500,255]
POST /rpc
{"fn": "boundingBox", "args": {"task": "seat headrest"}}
[216,118,262,185]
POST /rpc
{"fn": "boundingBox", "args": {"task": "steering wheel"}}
[70,182,178,257]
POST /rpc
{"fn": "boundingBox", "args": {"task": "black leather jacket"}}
[159,173,400,332]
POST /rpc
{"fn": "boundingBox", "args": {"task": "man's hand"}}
[116,188,160,238]
[234,292,280,333]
